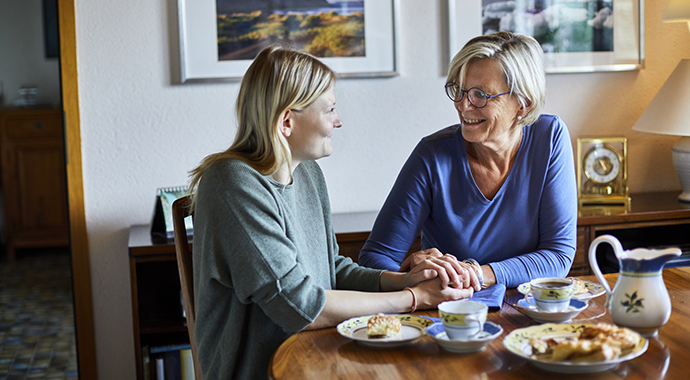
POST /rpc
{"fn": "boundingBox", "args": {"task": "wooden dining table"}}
[269,267,690,379]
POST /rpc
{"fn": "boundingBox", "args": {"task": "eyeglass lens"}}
[445,83,490,108]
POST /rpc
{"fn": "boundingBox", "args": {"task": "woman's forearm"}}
[304,278,475,331]
[304,289,413,330]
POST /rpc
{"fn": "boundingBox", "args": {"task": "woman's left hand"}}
[399,248,444,272]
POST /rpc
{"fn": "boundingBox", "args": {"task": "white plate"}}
[515,297,588,323]
[336,314,435,347]
[517,278,605,301]
[503,323,648,373]
[427,321,503,353]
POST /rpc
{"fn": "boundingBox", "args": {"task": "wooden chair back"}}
[172,195,203,380]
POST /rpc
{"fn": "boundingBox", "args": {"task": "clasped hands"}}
[400,248,482,292]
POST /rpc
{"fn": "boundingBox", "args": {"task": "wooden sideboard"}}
[0,107,70,259]
[576,191,690,274]
[128,191,690,379]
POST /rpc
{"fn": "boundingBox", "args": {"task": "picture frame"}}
[178,0,401,83]
[448,0,644,74]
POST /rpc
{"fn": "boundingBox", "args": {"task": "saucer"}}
[515,297,588,323]
[427,321,503,353]
[518,278,605,301]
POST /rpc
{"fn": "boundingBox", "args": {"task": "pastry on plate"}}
[367,313,402,338]
[528,323,641,362]
[568,277,587,295]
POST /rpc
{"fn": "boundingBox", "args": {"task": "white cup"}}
[438,300,487,340]
[524,277,574,312]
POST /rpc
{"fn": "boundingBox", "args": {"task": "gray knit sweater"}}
[193,159,383,379]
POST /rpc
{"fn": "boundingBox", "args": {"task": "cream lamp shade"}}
[632,59,690,202]
[663,0,690,26]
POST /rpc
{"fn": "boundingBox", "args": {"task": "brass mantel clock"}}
[577,137,630,210]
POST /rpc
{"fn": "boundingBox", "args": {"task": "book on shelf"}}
[150,343,191,355]
[180,349,195,380]
[142,345,151,380]
[150,344,193,380]
[164,350,182,380]
[150,185,193,240]
[155,357,164,380]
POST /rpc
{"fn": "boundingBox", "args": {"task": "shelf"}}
[140,321,188,335]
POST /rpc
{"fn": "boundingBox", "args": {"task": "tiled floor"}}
[0,248,77,379]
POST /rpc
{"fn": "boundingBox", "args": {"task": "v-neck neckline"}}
[460,126,526,202]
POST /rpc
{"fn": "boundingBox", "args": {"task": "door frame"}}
[58,1,98,378]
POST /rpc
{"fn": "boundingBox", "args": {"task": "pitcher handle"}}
[588,235,623,308]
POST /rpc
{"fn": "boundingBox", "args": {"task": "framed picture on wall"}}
[178,0,401,83]
[448,0,644,73]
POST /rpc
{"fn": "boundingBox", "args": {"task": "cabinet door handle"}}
[30,121,46,129]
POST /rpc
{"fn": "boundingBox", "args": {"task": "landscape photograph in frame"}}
[216,0,365,61]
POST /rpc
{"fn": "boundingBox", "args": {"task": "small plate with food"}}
[515,297,588,323]
[518,277,605,301]
[336,313,435,347]
[427,321,503,353]
[503,323,648,373]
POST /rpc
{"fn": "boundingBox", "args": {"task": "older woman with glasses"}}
[359,31,578,291]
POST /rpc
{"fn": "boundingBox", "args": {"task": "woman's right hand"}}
[412,277,474,310]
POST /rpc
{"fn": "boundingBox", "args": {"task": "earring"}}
[517,116,523,120]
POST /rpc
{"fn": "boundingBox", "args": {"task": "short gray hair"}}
[446,31,545,126]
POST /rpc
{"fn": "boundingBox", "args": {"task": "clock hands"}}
[594,157,612,175]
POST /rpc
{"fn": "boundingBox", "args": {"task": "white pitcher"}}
[588,235,681,337]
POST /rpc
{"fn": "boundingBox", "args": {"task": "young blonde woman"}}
[188,46,474,380]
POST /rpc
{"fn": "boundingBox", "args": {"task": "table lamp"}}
[662,0,690,25]
[632,0,690,202]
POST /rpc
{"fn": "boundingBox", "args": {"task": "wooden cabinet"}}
[0,108,69,259]
[576,191,690,275]
[129,226,191,380]
[129,192,690,378]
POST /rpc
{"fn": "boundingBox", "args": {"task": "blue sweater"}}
[358,114,578,288]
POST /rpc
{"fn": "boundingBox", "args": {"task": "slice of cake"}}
[367,313,402,338]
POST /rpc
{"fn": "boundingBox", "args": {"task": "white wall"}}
[73,0,690,378]
[0,0,61,107]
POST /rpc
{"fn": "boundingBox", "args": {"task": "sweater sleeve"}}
[489,116,578,287]
[358,141,433,270]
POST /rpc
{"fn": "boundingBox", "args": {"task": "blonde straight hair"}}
[447,31,545,126]
[188,45,336,208]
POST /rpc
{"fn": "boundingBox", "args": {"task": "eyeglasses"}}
[444,82,510,108]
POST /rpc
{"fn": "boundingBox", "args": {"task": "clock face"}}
[584,146,621,185]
